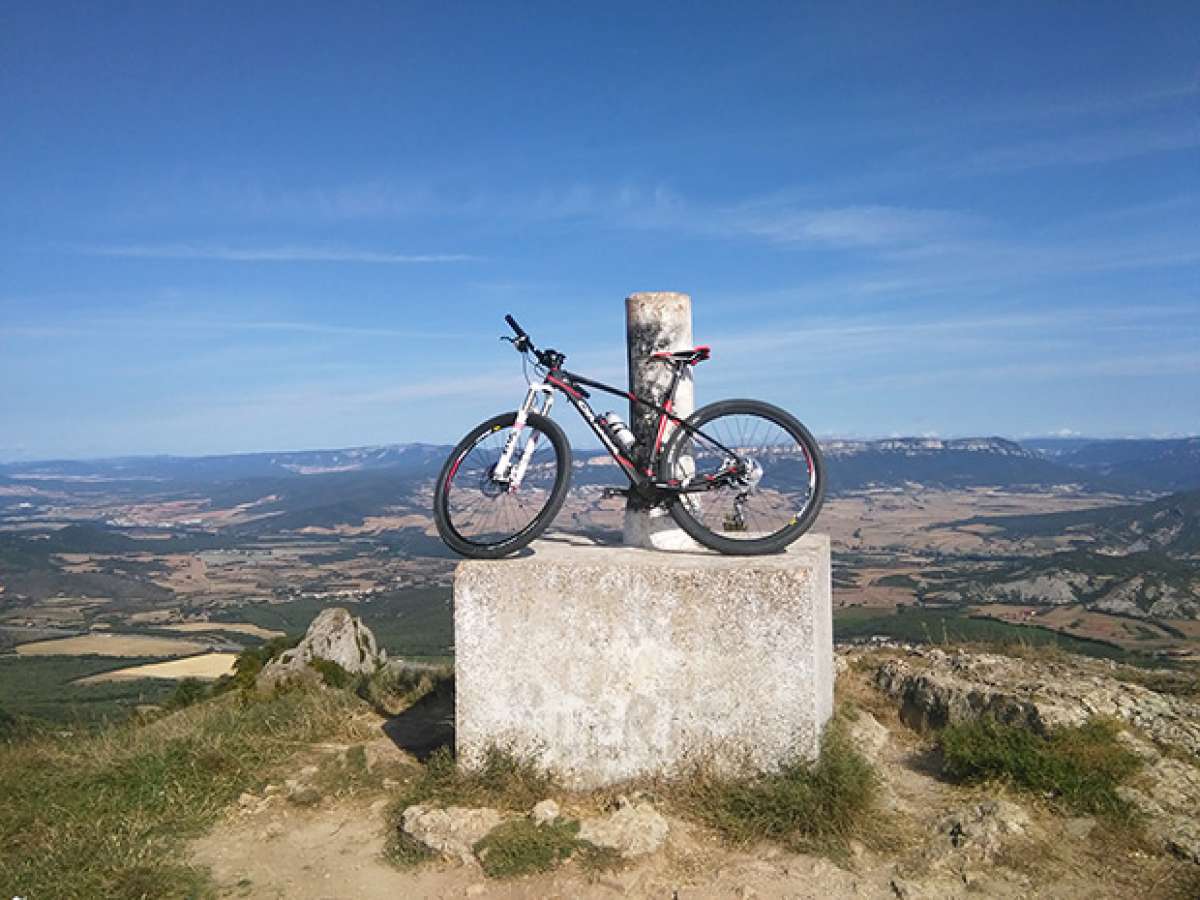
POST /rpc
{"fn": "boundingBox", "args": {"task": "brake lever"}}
[501,335,531,353]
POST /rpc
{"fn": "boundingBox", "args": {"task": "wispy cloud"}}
[974,79,1199,125]
[716,204,980,248]
[958,123,1200,174]
[74,244,481,264]
[228,321,482,340]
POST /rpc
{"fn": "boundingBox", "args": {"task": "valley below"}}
[1,436,1198,723]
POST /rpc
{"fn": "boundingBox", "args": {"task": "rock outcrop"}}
[860,645,1200,863]
[260,607,385,686]
[401,805,504,864]
[871,646,1200,756]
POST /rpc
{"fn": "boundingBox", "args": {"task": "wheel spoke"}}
[442,420,564,548]
[664,406,821,548]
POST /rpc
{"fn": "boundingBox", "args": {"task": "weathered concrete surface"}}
[455,535,833,788]
[623,291,700,551]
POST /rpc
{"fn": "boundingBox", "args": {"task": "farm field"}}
[15,633,211,657]
[3,476,1194,725]
[79,653,238,683]
[0,655,178,723]
[159,621,285,639]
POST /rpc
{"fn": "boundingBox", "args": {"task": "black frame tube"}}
[546,363,741,491]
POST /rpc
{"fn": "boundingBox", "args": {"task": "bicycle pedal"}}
[601,487,630,499]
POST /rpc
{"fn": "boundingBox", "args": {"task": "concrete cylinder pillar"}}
[623,292,701,551]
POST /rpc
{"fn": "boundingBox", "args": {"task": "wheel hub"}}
[479,465,508,498]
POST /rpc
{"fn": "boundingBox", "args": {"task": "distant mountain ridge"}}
[1052,437,1200,492]
[0,443,448,484]
[824,436,1031,456]
[4,435,1195,502]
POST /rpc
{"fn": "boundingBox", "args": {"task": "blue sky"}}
[2,2,1197,460]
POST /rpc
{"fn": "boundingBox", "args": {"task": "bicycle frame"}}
[492,358,741,498]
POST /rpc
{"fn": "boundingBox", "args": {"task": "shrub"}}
[939,717,1142,819]
[163,678,208,711]
[473,818,582,878]
[308,658,353,690]
[679,721,879,854]
[212,635,301,695]
[0,707,19,739]
[360,663,451,716]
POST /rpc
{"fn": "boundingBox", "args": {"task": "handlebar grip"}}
[504,314,528,339]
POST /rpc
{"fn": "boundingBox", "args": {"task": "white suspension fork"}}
[494,383,555,489]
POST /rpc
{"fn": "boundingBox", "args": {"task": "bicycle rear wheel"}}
[658,399,824,555]
[434,411,571,559]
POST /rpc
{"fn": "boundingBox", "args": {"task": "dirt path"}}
[192,797,890,900]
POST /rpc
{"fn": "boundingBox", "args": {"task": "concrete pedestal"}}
[454,535,833,788]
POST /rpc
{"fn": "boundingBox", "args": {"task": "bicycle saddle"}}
[651,345,711,365]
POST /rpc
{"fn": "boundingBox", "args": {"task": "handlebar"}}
[502,314,565,370]
[505,314,528,341]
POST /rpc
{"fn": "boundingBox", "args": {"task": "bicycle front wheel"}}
[433,411,571,559]
[658,399,824,555]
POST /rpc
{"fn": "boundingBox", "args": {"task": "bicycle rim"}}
[661,400,823,553]
[438,415,566,552]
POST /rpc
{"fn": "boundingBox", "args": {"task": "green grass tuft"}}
[391,745,560,813]
[473,818,582,878]
[678,720,879,855]
[939,716,1142,819]
[383,828,436,869]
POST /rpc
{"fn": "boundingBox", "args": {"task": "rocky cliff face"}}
[864,644,1200,864]
[929,552,1200,619]
[824,437,1033,457]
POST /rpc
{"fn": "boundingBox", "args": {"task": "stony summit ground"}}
[5,633,1199,900]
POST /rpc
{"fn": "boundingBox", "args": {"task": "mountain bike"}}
[433,314,825,558]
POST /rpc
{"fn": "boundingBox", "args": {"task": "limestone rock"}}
[260,607,385,686]
[578,798,669,858]
[1063,817,1097,840]
[1119,755,1200,863]
[530,799,560,825]
[935,800,1031,860]
[401,804,504,864]
[870,647,1200,757]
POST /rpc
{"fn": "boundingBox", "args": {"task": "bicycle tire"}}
[434,411,571,559]
[657,399,825,555]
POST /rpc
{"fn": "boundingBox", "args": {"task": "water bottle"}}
[599,412,638,452]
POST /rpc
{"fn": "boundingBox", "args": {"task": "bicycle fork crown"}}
[491,383,555,491]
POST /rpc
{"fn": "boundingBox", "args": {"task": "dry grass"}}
[361,663,453,717]
[387,745,560,814]
[673,718,881,858]
[0,685,368,899]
